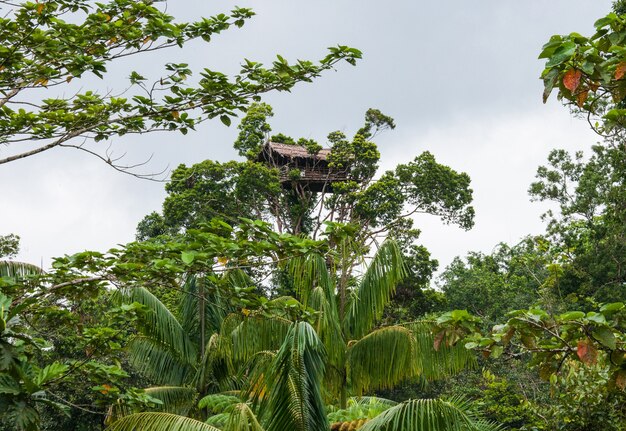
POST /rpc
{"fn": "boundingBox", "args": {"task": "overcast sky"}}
[0,1,614,279]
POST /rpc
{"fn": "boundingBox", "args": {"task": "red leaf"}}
[563,69,582,92]
[576,339,598,365]
[616,62,626,80]
[577,89,589,107]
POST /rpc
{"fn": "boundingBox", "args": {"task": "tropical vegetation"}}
[2,0,626,430]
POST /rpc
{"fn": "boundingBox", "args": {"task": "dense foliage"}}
[2,1,626,430]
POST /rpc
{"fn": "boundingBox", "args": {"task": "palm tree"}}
[107,315,329,431]
[107,271,240,422]
[282,238,475,408]
[106,239,477,431]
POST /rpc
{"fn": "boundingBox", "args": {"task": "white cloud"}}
[378,105,597,277]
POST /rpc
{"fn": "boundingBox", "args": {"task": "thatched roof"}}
[261,141,331,160]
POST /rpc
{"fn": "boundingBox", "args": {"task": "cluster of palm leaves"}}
[94,239,502,431]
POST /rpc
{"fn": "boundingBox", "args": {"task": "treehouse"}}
[256,141,349,193]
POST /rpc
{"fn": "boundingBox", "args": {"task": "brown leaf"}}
[616,62,626,80]
[502,327,515,345]
[612,85,626,102]
[36,3,44,14]
[589,81,600,92]
[539,363,554,381]
[576,89,589,107]
[576,339,598,365]
[615,370,626,390]
[171,110,180,120]
[433,330,445,352]
[563,69,583,92]
[521,334,536,349]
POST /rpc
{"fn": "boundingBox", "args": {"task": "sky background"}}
[0,1,614,281]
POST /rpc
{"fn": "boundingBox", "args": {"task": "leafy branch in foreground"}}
[443,303,626,391]
[0,0,361,177]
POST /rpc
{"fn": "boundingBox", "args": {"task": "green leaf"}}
[558,311,585,321]
[542,67,560,103]
[220,115,231,126]
[0,374,20,394]
[348,326,417,394]
[545,41,576,68]
[359,397,502,431]
[36,362,69,386]
[344,240,406,339]
[585,312,606,324]
[600,302,624,313]
[181,251,195,264]
[594,13,618,29]
[592,327,616,350]
[490,345,503,359]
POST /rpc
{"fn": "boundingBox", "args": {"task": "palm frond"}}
[309,285,345,396]
[241,350,276,413]
[105,412,221,431]
[144,386,198,416]
[348,397,398,408]
[263,322,328,431]
[224,403,265,431]
[0,260,43,278]
[198,393,241,413]
[127,337,194,386]
[120,286,197,365]
[347,326,417,394]
[287,252,333,306]
[229,314,292,364]
[194,332,237,393]
[359,397,503,431]
[206,412,230,428]
[344,239,406,339]
[410,323,477,380]
[180,274,232,341]
[327,397,397,424]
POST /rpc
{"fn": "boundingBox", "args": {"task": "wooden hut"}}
[256,141,348,192]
